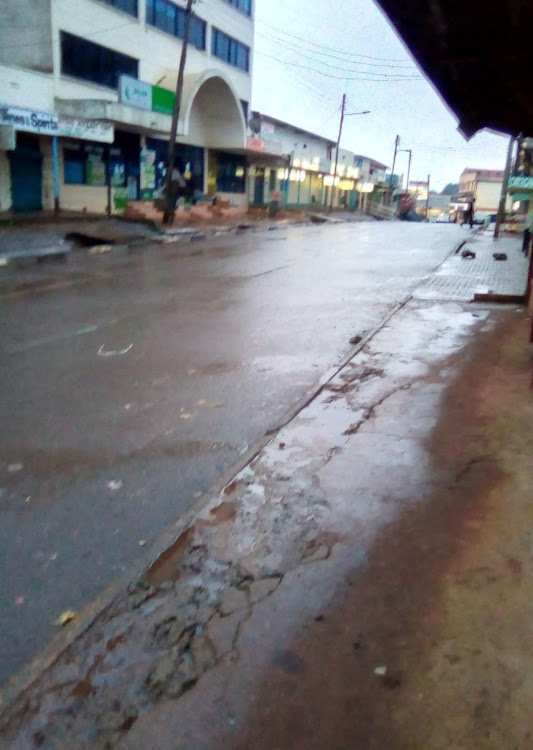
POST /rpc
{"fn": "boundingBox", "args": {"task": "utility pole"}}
[405,149,412,192]
[389,134,400,205]
[163,0,195,225]
[494,134,515,239]
[328,96,370,212]
[425,173,430,220]
[329,93,346,213]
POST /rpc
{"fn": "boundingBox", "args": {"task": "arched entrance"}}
[155,69,248,198]
[184,74,246,150]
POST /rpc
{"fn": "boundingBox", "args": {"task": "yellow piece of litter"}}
[55,610,76,627]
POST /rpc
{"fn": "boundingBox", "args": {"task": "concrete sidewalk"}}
[414,232,528,301]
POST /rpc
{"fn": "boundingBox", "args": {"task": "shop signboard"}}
[119,76,175,116]
[0,105,58,135]
[57,116,114,143]
[246,136,264,152]
[0,106,115,143]
[152,85,174,116]
[508,175,533,190]
[119,77,152,111]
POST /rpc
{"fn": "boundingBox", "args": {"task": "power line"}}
[256,30,418,70]
[255,35,422,77]
[258,20,411,63]
[254,50,423,81]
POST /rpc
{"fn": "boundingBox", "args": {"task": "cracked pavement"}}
[0,292,513,750]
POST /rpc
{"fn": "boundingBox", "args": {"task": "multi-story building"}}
[0,0,254,213]
[458,168,504,217]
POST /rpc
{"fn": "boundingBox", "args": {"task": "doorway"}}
[253,168,265,205]
[8,133,43,212]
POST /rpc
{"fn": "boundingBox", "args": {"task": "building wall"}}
[0,64,55,111]
[51,0,253,106]
[0,0,53,72]
[0,151,11,211]
[459,170,477,194]
[259,117,331,165]
[475,180,502,212]
[40,135,55,210]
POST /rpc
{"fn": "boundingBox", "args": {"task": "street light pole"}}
[329,94,346,213]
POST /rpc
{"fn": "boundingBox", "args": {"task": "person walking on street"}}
[463,200,474,229]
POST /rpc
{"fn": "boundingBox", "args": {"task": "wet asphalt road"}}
[0,221,462,686]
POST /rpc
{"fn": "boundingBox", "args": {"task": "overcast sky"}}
[251,0,510,191]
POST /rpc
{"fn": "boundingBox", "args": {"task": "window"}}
[60,32,138,88]
[146,0,206,50]
[269,169,277,192]
[216,152,246,193]
[101,0,138,16]
[228,0,252,16]
[212,28,250,72]
[63,133,140,190]
[64,142,107,186]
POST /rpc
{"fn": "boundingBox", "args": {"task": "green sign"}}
[119,75,175,116]
[508,175,533,190]
[152,85,175,116]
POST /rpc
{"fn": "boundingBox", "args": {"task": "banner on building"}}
[0,106,115,143]
[0,105,58,135]
[57,116,114,143]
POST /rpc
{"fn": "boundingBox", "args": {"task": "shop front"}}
[53,68,248,214]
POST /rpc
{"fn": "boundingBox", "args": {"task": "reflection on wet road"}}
[0,221,461,684]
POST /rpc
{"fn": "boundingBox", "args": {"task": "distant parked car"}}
[435,213,450,223]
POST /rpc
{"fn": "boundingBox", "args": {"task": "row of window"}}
[100,0,251,18]
[60,7,250,88]
[212,28,249,71]
[146,0,207,50]
[227,0,252,15]
[101,0,138,16]
[61,31,138,89]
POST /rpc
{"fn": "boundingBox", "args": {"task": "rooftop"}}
[252,111,335,148]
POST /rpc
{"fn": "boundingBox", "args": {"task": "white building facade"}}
[246,113,367,210]
[0,0,253,213]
